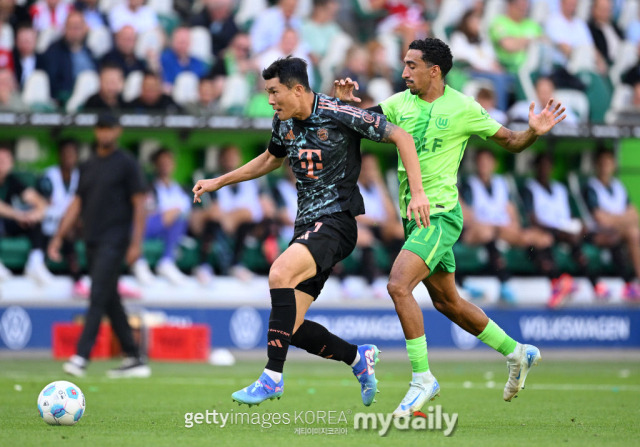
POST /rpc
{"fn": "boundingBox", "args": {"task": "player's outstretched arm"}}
[192,149,284,203]
[382,122,431,228]
[490,99,566,153]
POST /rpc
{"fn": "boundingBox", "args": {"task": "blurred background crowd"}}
[0,0,639,307]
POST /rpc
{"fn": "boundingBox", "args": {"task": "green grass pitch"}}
[1,354,639,446]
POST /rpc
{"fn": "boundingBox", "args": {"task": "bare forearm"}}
[55,197,81,240]
[215,150,283,189]
[385,124,424,196]
[0,201,18,219]
[492,127,538,153]
[130,194,147,247]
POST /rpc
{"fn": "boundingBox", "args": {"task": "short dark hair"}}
[594,146,614,162]
[534,152,553,166]
[262,56,311,91]
[0,141,14,154]
[99,61,124,75]
[408,38,453,77]
[151,147,173,164]
[58,138,79,152]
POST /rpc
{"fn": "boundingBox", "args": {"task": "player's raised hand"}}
[192,178,219,203]
[528,99,566,136]
[333,77,361,103]
[407,191,431,228]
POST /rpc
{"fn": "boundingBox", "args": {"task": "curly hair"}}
[408,38,453,77]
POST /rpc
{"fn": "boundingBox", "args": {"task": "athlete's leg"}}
[424,271,541,401]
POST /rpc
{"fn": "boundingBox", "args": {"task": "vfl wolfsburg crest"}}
[435,116,449,130]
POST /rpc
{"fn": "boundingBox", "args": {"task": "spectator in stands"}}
[544,0,600,71]
[337,45,371,96]
[108,0,159,34]
[301,0,341,67]
[460,149,553,303]
[588,0,623,68]
[132,148,190,286]
[373,0,430,55]
[0,68,27,111]
[272,163,297,243]
[628,9,640,44]
[489,0,544,74]
[38,11,96,104]
[476,86,507,125]
[250,0,301,55]
[189,0,239,58]
[621,43,640,86]
[100,25,147,77]
[210,32,256,78]
[37,139,85,296]
[123,70,183,113]
[258,28,314,87]
[0,141,54,285]
[74,0,107,30]
[523,152,600,308]
[186,75,225,115]
[190,145,273,283]
[508,76,580,124]
[160,27,209,89]
[30,0,71,33]
[355,153,404,298]
[12,25,39,88]
[82,63,125,111]
[585,148,640,300]
[450,10,513,111]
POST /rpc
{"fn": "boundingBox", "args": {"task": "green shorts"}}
[402,202,463,277]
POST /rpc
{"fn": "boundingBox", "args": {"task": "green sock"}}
[477,320,518,356]
[406,335,429,373]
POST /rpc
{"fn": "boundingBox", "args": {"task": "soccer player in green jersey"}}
[335,37,566,417]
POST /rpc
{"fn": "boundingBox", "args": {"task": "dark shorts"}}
[290,211,357,299]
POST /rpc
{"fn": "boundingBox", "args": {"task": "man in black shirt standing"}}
[48,113,150,378]
[193,57,429,407]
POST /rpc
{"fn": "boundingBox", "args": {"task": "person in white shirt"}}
[585,148,640,300]
[30,0,71,33]
[354,153,404,297]
[508,76,580,124]
[250,0,301,55]
[450,10,514,111]
[258,28,314,89]
[108,0,159,34]
[12,26,39,89]
[544,0,596,67]
[132,148,190,286]
[460,149,553,302]
[524,152,603,307]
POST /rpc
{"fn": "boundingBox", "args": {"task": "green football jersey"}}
[380,86,502,216]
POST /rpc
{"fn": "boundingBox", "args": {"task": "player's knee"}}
[387,278,410,301]
[268,266,290,288]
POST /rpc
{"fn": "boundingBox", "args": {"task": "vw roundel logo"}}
[450,322,479,351]
[229,307,263,350]
[0,306,32,350]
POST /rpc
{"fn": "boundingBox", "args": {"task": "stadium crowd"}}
[0,0,639,305]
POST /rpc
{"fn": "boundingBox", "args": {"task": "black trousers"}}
[76,242,139,360]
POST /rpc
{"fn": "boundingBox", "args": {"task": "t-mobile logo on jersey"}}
[299,149,323,179]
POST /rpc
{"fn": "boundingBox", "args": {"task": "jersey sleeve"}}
[380,92,405,124]
[330,101,389,142]
[466,99,502,140]
[267,115,287,158]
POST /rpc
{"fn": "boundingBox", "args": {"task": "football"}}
[37,381,86,426]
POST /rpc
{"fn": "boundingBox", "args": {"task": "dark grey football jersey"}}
[268,93,389,225]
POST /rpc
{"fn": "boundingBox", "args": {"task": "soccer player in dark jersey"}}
[192,57,430,407]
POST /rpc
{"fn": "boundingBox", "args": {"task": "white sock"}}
[350,351,361,367]
[412,371,431,383]
[264,368,282,383]
[27,249,44,267]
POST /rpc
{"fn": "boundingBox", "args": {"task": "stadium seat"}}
[123,70,144,102]
[235,0,267,29]
[482,0,506,31]
[22,70,54,108]
[567,45,597,74]
[189,26,212,65]
[530,0,549,24]
[433,0,466,42]
[135,28,165,60]
[36,28,61,54]
[367,77,393,105]
[609,40,638,86]
[555,89,590,123]
[65,70,101,113]
[98,0,120,13]
[618,0,639,31]
[172,72,199,105]
[87,26,113,59]
[605,83,634,123]
[0,24,14,50]
[219,74,250,115]
[576,0,593,21]
[517,41,543,101]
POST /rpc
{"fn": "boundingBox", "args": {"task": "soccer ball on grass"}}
[37,381,86,425]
